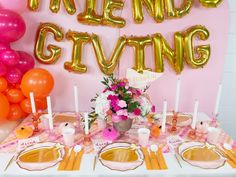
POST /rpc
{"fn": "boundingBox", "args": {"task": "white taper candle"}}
[84,112,89,135]
[214,84,222,116]
[175,79,181,112]
[162,101,168,133]
[29,92,36,114]
[74,85,79,114]
[191,100,199,129]
[46,96,53,130]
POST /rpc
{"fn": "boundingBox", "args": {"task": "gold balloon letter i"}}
[50,0,76,15]
[64,31,90,73]
[35,23,64,64]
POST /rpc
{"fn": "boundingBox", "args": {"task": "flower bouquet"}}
[91,75,155,134]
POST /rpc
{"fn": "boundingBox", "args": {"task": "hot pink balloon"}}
[5,68,22,84]
[0,62,7,76]
[17,51,35,73]
[0,9,26,43]
[0,0,27,13]
[0,43,10,51]
[0,49,20,66]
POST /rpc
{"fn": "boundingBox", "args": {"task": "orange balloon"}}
[21,110,29,118]
[6,89,24,103]
[21,68,54,98]
[20,98,47,114]
[0,77,8,92]
[7,104,23,121]
[0,93,10,119]
[20,98,32,114]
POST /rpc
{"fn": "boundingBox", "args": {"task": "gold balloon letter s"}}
[35,23,64,64]
[184,25,211,69]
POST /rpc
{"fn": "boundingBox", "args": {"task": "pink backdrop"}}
[3,0,230,116]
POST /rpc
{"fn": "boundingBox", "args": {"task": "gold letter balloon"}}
[127,36,152,73]
[50,0,76,15]
[199,0,223,8]
[35,23,64,64]
[64,31,90,73]
[91,34,126,75]
[102,0,126,28]
[165,0,193,18]
[28,0,40,11]
[184,25,211,69]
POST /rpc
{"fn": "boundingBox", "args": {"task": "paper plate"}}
[16,142,65,171]
[178,142,226,169]
[98,142,144,171]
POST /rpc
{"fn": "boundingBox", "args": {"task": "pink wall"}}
[9,0,230,116]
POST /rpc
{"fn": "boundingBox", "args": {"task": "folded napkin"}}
[58,147,70,171]
[65,149,77,170]
[73,149,84,171]
[156,147,168,170]
[141,148,152,170]
[150,151,160,170]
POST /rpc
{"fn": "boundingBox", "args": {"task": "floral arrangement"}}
[91,75,155,123]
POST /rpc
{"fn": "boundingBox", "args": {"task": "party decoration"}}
[155,0,165,23]
[184,25,211,69]
[199,0,223,8]
[17,51,35,74]
[132,0,155,23]
[28,0,40,11]
[102,127,119,141]
[21,68,54,98]
[15,126,34,139]
[20,98,33,114]
[6,89,24,104]
[5,68,22,84]
[0,77,8,92]
[102,0,126,28]
[0,62,7,76]
[126,36,152,73]
[64,31,90,73]
[91,34,126,75]
[0,49,20,66]
[0,9,26,43]
[165,0,193,18]
[0,92,10,119]
[50,0,76,15]
[153,32,184,74]
[7,104,23,120]
[77,0,102,25]
[35,23,64,64]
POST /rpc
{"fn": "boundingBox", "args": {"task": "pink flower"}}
[133,108,141,116]
[118,100,127,108]
[112,114,121,123]
[120,115,128,121]
[117,109,128,116]
[151,105,156,112]
[118,81,126,87]
[111,85,117,91]
[102,127,119,141]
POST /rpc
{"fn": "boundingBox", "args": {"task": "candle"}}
[191,100,199,129]
[214,84,222,116]
[174,78,181,112]
[74,85,79,114]
[84,112,89,135]
[46,96,53,130]
[161,101,167,133]
[29,92,36,114]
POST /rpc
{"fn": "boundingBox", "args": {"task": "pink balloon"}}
[0,62,7,76]
[0,43,10,51]
[0,0,27,13]
[17,51,35,73]
[0,9,26,43]
[0,49,20,66]
[5,68,22,84]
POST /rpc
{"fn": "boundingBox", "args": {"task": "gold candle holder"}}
[168,111,178,133]
[83,133,92,146]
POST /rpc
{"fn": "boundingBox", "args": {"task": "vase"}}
[113,118,133,135]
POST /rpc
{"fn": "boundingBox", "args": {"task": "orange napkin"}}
[73,149,84,171]
[58,147,70,171]
[218,147,236,168]
[223,148,236,164]
[227,159,236,168]
[150,151,160,170]
[141,147,152,170]
[65,149,77,171]
[156,147,168,170]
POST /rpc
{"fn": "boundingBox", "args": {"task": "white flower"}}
[139,96,152,116]
[95,91,114,119]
